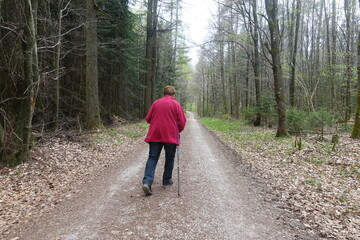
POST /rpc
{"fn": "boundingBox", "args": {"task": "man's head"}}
[163,85,176,96]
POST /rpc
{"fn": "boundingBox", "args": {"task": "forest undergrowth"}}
[0,121,148,237]
[201,117,360,240]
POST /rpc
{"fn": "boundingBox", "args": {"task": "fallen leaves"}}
[0,123,147,237]
[207,126,360,240]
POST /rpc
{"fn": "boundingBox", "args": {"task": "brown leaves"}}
[0,123,147,237]
[211,127,360,239]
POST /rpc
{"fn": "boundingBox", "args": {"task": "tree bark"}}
[85,0,102,129]
[54,0,66,129]
[144,0,158,115]
[344,0,353,122]
[217,5,227,115]
[330,0,337,108]
[351,0,360,138]
[251,0,261,126]
[9,0,39,165]
[265,0,289,137]
[289,0,301,108]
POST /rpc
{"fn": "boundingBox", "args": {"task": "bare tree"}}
[54,0,72,129]
[265,0,288,137]
[0,0,39,165]
[289,0,301,108]
[344,0,355,121]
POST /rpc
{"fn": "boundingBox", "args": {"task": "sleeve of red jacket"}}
[145,104,154,123]
[177,105,187,133]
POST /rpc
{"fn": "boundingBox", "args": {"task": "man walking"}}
[142,86,187,195]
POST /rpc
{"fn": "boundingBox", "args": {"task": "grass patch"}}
[200,118,243,134]
[200,117,283,149]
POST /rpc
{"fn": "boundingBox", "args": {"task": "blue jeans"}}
[143,142,177,186]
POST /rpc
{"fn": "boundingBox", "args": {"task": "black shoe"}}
[142,183,152,196]
[163,180,173,188]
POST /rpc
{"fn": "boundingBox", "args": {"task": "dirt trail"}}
[12,113,303,239]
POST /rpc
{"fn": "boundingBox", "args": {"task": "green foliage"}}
[309,109,335,130]
[97,0,144,118]
[200,118,243,135]
[287,108,336,138]
[241,92,277,126]
[221,113,231,120]
[241,107,258,122]
[341,123,353,133]
[200,117,277,143]
[287,108,309,133]
[258,93,277,113]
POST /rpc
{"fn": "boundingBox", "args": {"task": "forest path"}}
[14,113,300,240]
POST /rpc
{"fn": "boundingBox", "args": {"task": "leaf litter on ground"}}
[0,122,148,237]
[201,119,359,240]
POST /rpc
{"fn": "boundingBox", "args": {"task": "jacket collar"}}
[163,95,175,100]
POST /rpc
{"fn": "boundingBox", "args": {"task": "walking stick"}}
[177,145,180,196]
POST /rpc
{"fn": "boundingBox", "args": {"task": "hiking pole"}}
[177,145,180,196]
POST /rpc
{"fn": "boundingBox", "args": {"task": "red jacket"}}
[145,95,187,145]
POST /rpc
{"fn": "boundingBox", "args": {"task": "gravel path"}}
[12,113,303,240]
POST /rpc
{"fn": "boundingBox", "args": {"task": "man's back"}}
[145,95,186,145]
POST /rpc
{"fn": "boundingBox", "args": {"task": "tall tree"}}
[54,0,72,129]
[265,0,288,137]
[351,0,360,138]
[344,0,354,121]
[144,0,158,114]
[330,0,337,108]
[217,3,228,115]
[251,0,261,125]
[85,0,102,129]
[0,0,39,165]
[289,0,301,108]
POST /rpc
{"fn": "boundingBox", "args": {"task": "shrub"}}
[309,109,335,139]
[241,107,258,123]
[287,108,310,134]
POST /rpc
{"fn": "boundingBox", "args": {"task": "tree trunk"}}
[331,0,337,108]
[9,0,39,165]
[245,59,250,108]
[265,0,289,137]
[144,0,158,115]
[344,0,353,122]
[85,0,102,129]
[289,0,301,108]
[232,41,239,119]
[54,0,66,129]
[251,0,261,126]
[219,32,227,114]
[351,0,360,138]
